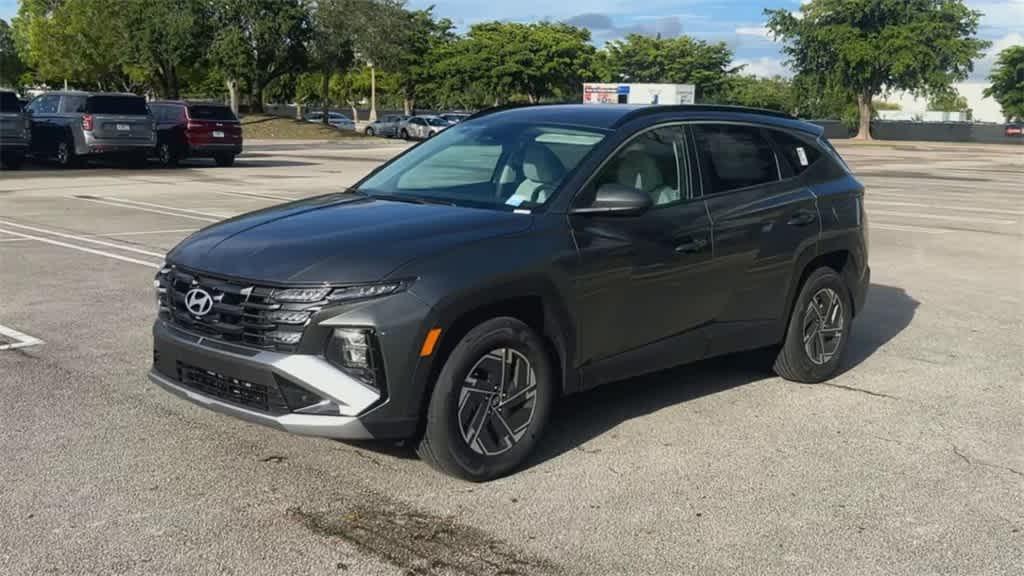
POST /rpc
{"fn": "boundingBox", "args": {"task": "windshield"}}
[357,120,607,211]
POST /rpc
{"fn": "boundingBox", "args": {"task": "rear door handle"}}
[787,210,818,227]
[675,237,709,254]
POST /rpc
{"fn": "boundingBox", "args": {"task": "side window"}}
[36,95,60,114]
[150,105,165,122]
[60,96,87,113]
[591,127,684,207]
[692,124,779,195]
[769,130,821,176]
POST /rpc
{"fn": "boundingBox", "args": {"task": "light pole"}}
[368,62,378,123]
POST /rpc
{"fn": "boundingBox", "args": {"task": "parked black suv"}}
[150,105,870,481]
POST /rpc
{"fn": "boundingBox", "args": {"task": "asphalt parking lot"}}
[0,139,1021,575]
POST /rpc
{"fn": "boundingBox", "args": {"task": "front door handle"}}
[787,210,818,227]
[675,237,709,254]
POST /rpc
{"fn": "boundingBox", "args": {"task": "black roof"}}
[469,104,823,136]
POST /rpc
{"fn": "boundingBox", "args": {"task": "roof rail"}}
[612,104,796,127]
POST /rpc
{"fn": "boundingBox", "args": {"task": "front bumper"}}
[151,320,382,439]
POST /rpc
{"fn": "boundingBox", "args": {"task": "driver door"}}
[568,125,714,382]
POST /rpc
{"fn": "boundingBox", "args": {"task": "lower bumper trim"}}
[149,369,374,440]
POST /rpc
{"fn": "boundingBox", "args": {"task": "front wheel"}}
[774,267,853,383]
[365,127,375,137]
[400,129,410,140]
[214,153,235,167]
[418,317,555,481]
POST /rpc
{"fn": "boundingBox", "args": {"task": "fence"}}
[811,120,1024,145]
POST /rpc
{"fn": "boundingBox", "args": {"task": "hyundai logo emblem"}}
[185,288,215,317]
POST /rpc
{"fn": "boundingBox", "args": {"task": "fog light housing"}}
[325,327,384,392]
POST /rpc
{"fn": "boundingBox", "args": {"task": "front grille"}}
[157,266,323,352]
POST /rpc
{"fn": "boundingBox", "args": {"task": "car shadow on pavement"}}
[525,283,918,470]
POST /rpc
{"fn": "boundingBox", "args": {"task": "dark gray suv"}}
[0,89,29,169]
[150,105,870,481]
[26,91,155,167]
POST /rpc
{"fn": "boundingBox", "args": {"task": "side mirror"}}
[571,183,653,216]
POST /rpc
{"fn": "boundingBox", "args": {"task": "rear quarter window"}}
[769,130,822,175]
[189,105,236,121]
[0,92,22,113]
[86,96,148,115]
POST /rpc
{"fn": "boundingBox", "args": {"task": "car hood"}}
[167,193,533,284]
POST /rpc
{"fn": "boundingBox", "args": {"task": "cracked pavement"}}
[0,140,1021,575]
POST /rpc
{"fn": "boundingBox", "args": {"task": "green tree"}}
[210,0,311,113]
[13,0,132,90]
[604,34,735,99]
[0,19,26,88]
[431,22,596,108]
[983,45,1024,122]
[928,89,971,117]
[718,75,794,112]
[121,0,212,98]
[766,0,989,140]
[387,8,455,114]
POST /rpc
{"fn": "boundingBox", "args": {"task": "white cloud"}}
[735,26,770,38]
[735,57,790,78]
[971,32,1024,80]
[886,83,1005,123]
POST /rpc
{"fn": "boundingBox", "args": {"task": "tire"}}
[400,129,409,140]
[56,139,79,168]
[774,267,853,383]
[214,153,235,167]
[418,317,555,482]
[157,142,179,168]
[365,127,375,137]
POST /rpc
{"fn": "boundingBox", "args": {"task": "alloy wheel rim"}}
[57,142,68,164]
[160,144,170,164]
[803,288,844,366]
[457,348,538,456]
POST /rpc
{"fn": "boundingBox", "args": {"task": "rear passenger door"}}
[690,123,819,355]
[27,94,61,156]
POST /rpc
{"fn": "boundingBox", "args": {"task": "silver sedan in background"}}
[364,114,409,138]
[400,115,450,140]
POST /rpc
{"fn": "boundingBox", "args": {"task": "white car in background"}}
[399,115,450,140]
[305,111,356,131]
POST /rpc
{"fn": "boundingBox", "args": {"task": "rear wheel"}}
[774,267,853,383]
[418,317,555,481]
[214,153,235,167]
[157,142,179,168]
[56,139,79,168]
[400,129,410,140]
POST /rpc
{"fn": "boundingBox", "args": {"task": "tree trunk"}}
[403,98,413,116]
[251,82,265,114]
[226,79,240,115]
[296,102,304,120]
[855,91,873,141]
[321,72,331,124]
[350,103,358,124]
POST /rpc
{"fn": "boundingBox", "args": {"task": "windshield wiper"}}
[369,193,456,207]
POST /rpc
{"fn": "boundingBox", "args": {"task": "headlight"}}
[271,280,412,304]
[154,266,171,313]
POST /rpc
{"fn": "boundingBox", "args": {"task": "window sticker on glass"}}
[796,147,809,167]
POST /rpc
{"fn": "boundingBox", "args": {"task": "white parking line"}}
[73,197,221,222]
[871,223,953,235]
[0,324,44,351]
[0,228,162,268]
[867,210,1016,226]
[91,196,235,219]
[203,188,300,202]
[867,200,1024,216]
[99,228,197,237]
[0,220,166,258]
